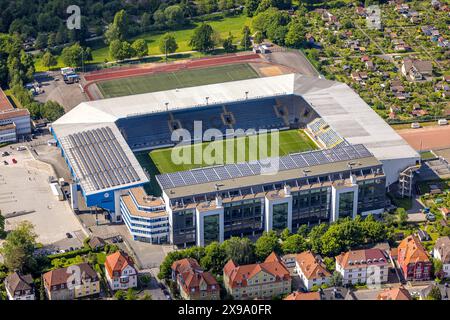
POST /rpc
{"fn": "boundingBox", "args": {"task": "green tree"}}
[285,17,306,48]
[323,257,335,273]
[254,31,265,44]
[308,223,328,254]
[433,258,444,279]
[131,39,148,58]
[280,228,291,241]
[0,221,37,272]
[255,231,281,260]
[241,26,252,50]
[41,101,65,121]
[61,43,85,67]
[361,214,388,243]
[164,5,185,28]
[35,33,48,50]
[282,234,307,254]
[159,33,178,60]
[141,292,153,300]
[189,23,216,52]
[125,288,138,300]
[109,40,133,61]
[222,33,236,53]
[41,51,57,70]
[221,237,255,265]
[0,212,6,238]
[396,208,408,227]
[426,285,442,300]
[105,10,129,44]
[114,290,125,300]
[245,0,260,17]
[200,242,226,274]
[329,271,343,287]
[297,225,309,238]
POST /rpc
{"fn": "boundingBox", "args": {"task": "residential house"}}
[356,7,367,17]
[377,287,412,300]
[284,291,321,300]
[223,252,291,300]
[4,272,35,300]
[433,236,450,278]
[365,60,375,71]
[335,248,389,285]
[43,263,100,300]
[351,72,368,83]
[401,59,433,81]
[171,258,220,300]
[105,251,138,291]
[435,82,450,97]
[396,235,432,281]
[295,251,332,291]
[88,236,106,251]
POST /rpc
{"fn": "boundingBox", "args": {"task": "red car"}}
[12,158,17,164]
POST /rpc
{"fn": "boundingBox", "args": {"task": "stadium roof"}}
[52,73,418,193]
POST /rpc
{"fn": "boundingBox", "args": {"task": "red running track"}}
[84,53,261,82]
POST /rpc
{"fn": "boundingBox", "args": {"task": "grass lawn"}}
[97,63,259,98]
[420,151,436,160]
[149,129,318,174]
[34,14,251,71]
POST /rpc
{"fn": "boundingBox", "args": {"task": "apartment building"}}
[105,251,138,291]
[295,251,332,290]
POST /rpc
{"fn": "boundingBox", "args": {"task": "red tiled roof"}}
[295,251,331,280]
[397,235,430,266]
[284,291,321,300]
[223,252,290,289]
[172,258,219,296]
[336,248,388,269]
[105,251,135,278]
[377,287,412,300]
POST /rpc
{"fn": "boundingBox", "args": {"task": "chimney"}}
[284,185,291,196]
[216,196,223,208]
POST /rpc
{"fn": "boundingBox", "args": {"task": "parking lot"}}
[0,143,86,245]
[33,71,88,112]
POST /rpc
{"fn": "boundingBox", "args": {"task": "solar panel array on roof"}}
[65,127,141,192]
[156,144,373,190]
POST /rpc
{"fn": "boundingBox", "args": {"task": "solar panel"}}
[302,153,320,166]
[191,169,210,184]
[201,168,220,181]
[214,166,232,180]
[225,164,243,178]
[235,163,254,176]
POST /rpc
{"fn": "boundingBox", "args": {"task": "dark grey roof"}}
[5,272,33,293]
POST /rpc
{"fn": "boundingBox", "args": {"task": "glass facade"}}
[357,178,386,213]
[339,191,355,218]
[172,209,196,245]
[203,214,220,245]
[292,188,330,230]
[272,203,289,231]
[224,199,263,238]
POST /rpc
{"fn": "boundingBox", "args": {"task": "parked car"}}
[66,232,73,238]
[3,160,8,165]
[12,158,17,164]
[1,151,9,157]
[426,213,436,221]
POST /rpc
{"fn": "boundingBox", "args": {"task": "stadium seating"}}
[307,118,345,148]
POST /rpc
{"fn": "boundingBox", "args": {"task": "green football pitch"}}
[97,63,259,98]
[149,129,318,174]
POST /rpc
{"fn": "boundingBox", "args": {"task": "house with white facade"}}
[4,272,35,300]
[105,251,138,291]
[335,248,389,285]
[433,236,450,278]
[295,251,332,290]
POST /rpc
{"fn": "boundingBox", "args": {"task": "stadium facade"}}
[51,74,419,246]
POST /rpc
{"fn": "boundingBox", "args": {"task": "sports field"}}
[97,63,259,98]
[149,129,318,174]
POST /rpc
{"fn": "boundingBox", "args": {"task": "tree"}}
[0,221,37,272]
[164,5,185,28]
[41,101,65,122]
[35,33,48,50]
[159,33,178,60]
[0,211,6,238]
[222,33,236,53]
[308,223,328,254]
[329,271,343,287]
[396,208,408,227]
[55,25,68,45]
[131,39,148,58]
[141,293,153,300]
[426,285,442,300]
[41,51,57,70]
[153,10,166,27]
[189,23,216,52]
[433,258,444,279]
[280,228,290,241]
[125,288,138,300]
[285,17,306,48]
[61,43,85,67]
[221,237,255,265]
[281,234,307,254]
[245,0,260,17]
[200,242,226,274]
[361,214,388,243]
[114,290,125,300]
[105,10,129,44]
[255,231,281,260]
[254,31,264,44]
[241,26,252,50]
[109,40,133,61]
[297,225,309,238]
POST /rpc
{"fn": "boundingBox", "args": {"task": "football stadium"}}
[51,73,420,246]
